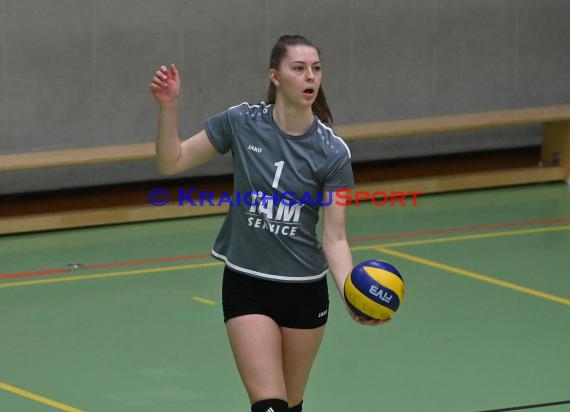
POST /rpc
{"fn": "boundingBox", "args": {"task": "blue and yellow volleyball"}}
[344,259,405,320]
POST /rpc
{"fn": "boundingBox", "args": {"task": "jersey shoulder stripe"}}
[227,101,271,112]
[317,120,352,159]
[228,101,259,110]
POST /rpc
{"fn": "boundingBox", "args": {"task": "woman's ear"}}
[269,69,279,86]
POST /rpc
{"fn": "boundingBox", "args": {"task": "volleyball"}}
[344,259,405,320]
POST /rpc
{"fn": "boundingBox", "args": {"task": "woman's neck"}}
[272,100,314,136]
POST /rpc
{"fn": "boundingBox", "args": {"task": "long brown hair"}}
[266,35,333,125]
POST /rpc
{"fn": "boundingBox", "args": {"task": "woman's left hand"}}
[346,305,391,326]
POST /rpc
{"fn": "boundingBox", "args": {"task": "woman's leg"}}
[281,325,326,407]
[226,314,288,404]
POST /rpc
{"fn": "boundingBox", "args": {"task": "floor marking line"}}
[84,253,212,270]
[1,226,568,290]
[3,217,567,280]
[0,268,70,280]
[352,224,570,251]
[192,296,216,305]
[0,381,82,412]
[0,262,223,289]
[348,216,570,243]
[0,253,212,280]
[477,399,570,411]
[375,247,570,306]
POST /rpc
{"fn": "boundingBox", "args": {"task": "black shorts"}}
[222,266,329,329]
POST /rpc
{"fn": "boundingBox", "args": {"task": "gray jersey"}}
[204,102,354,282]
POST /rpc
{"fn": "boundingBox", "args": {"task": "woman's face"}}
[271,45,321,109]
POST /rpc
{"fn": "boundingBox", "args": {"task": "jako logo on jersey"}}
[248,144,262,153]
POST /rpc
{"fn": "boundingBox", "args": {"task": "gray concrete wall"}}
[1,0,569,194]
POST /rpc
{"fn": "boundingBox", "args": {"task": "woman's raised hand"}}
[150,64,180,106]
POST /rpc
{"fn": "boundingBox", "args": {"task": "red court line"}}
[85,253,212,270]
[0,268,70,280]
[0,253,212,280]
[349,217,570,242]
[1,217,568,281]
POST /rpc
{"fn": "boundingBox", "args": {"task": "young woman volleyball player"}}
[150,35,389,412]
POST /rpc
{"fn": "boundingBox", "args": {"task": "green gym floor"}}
[1,183,569,412]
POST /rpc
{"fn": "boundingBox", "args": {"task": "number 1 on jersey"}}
[272,161,284,189]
